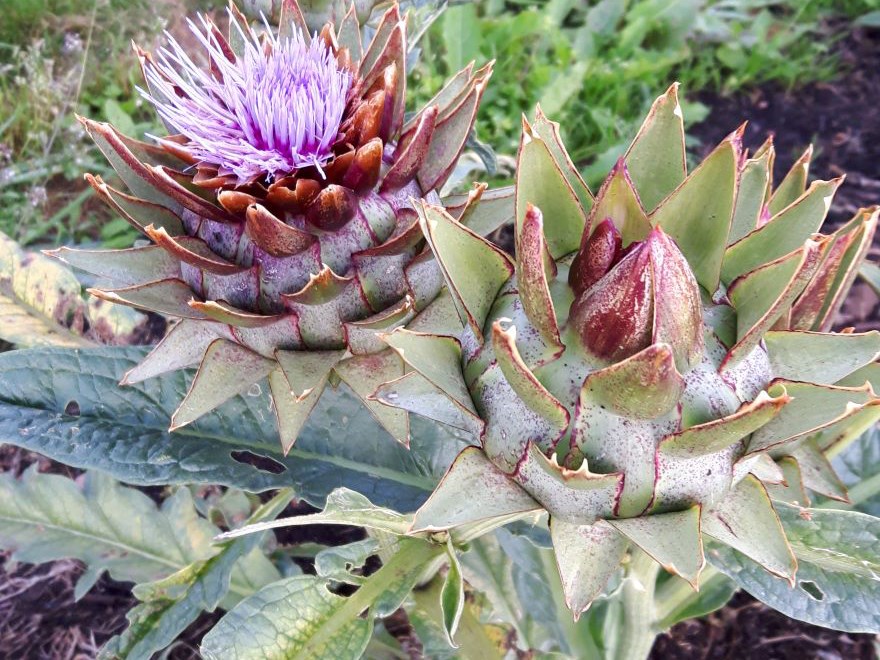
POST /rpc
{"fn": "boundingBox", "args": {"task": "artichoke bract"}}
[374,84,880,615]
[50,0,504,451]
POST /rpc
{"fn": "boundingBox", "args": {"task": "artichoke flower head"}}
[50,0,501,451]
[374,85,880,615]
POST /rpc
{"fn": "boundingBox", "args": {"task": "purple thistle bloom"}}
[142,13,351,184]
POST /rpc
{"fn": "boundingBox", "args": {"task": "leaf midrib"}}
[0,389,438,491]
[792,542,880,578]
[0,511,251,597]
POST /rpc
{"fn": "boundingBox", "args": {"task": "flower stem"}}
[613,549,660,660]
[300,537,444,656]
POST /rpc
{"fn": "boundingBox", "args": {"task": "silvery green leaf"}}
[99,490,290,660]
[201,575,373,660]
[216,488,412,541]
[314,537,382,585]
[0,346,466,509]
[708,504,880,633]
[0,469,206,589]
[202,538,443,659]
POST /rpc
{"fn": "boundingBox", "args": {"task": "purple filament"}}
[141,13,351,184]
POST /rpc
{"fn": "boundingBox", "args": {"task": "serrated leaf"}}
[202,538,443,659]
[202,576,373,660]
[708,504,880,633]
[100,490,291,660]
[0,469,215,589]
[0,229,91,346]
[0,346,467,510]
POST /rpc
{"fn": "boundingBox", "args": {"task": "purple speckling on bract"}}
[141,13,351,184]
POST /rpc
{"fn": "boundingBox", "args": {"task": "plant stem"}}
[653,566,727,630]
[820,471,880,511]
[537,547,603,659]
[300,538,444,656]
[614,550,660,660]
[847,471,880,507]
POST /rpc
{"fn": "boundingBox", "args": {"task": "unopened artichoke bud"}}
[568,217,622,295]
[570,226,703,370]
[48,0,505,452]
[374,85,880,617]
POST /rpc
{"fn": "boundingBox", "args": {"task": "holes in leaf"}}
[799,580,825,601]
[231,450,286,474]
[64,400,81,417]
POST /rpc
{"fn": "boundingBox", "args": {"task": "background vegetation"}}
[0,0,877,246]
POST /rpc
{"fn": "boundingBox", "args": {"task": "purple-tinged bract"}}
[54,1,501,453]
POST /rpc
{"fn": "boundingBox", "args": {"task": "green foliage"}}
[409,0,851,188]
[0,0,173,245]
[100,489,291,660]
[202,575,376,660]
[0,346,466,509]
[0,469,216,594]
[2,1,879,656]
[202,528,446,659]
[0,468,286,658]
[709,504,880,633]
[832,426,880,517]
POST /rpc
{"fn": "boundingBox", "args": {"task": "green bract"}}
[48,0,505,452]
[374,84,880,615]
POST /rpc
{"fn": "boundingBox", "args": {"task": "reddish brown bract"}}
[569,228,703,369]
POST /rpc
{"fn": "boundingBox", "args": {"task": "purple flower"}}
[141,13,351,184]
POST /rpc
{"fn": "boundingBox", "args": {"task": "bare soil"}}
[689,25,880,334]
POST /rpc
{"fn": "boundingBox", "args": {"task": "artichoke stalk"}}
[373,85,880,616]
[49,0,505,451]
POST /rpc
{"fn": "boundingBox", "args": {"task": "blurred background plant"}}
[0,0,877,246]
[411,0,880,184]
